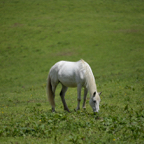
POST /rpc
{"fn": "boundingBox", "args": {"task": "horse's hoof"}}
[52,107,55,112]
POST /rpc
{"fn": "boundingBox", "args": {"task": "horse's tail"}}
[46,74,55,109]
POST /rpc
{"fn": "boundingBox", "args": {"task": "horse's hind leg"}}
[60,85,70,112]
[83,88,88,109]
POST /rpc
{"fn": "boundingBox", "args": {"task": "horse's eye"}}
[93,100,96,103]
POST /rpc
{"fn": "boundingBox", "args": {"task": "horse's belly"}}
[58,75,77,87]
[61,81,77,87]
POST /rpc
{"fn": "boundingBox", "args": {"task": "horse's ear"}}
[98,92,102,96]
[93,92,96,97]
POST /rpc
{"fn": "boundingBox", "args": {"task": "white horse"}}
[46,59,102,113]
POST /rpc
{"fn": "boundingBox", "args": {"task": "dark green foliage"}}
[0,105,144,143]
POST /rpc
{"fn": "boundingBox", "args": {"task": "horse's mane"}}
[80,59,97,97]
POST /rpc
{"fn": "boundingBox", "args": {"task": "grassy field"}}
[0,0,144,143]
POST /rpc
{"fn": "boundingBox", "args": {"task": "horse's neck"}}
[81,60,97,97]
[87,75,97,97]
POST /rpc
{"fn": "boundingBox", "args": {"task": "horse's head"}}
[89,92,102,113]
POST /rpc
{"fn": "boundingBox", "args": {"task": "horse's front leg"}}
[83,88,88,109]
[76,84,81,111]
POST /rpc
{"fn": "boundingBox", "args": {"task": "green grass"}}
[0,0,144,143]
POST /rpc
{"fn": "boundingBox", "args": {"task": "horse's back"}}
[50,60,78,73]
[49,60,85,87]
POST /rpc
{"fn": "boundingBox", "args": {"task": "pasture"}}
[0,0,144,143]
